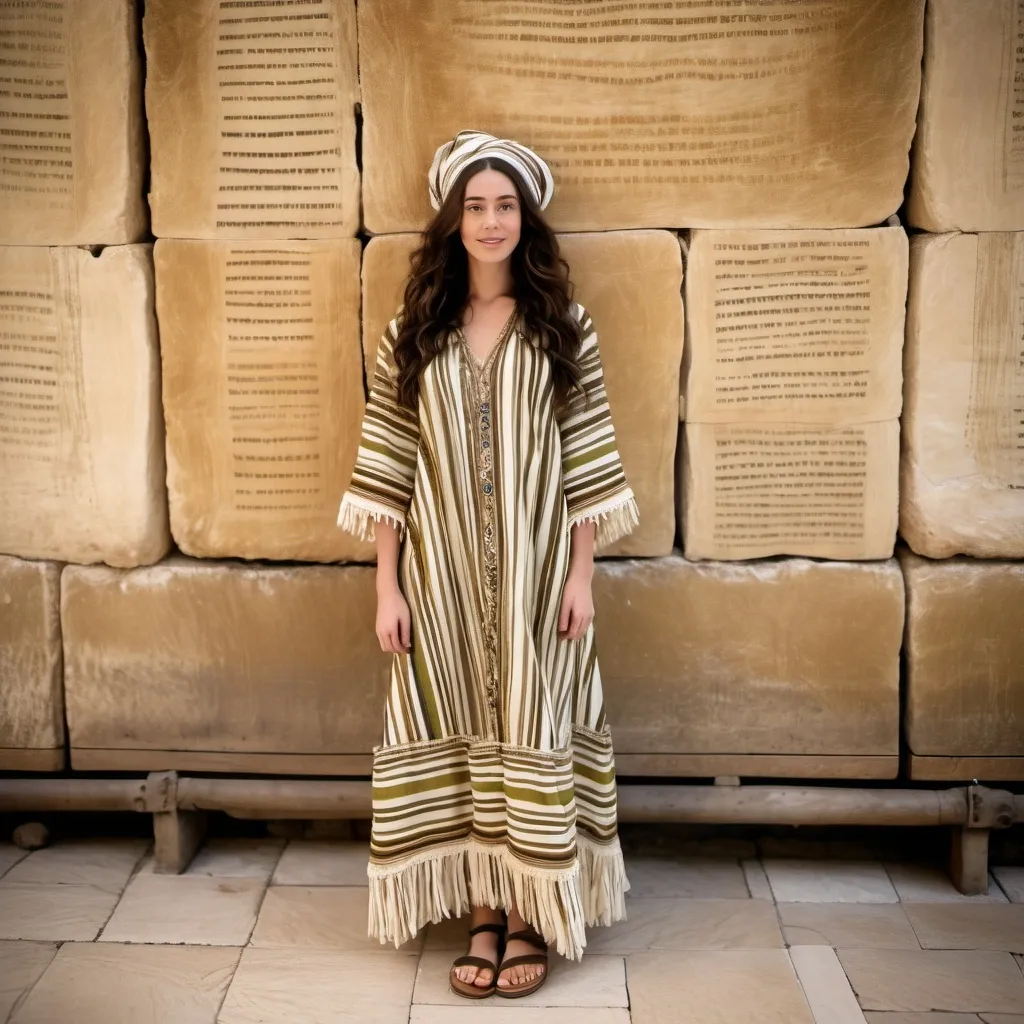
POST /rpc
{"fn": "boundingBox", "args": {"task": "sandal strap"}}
[505,928,547,950]
[499,953,548,971]
[467,922,506,937]
[451,955,499,972]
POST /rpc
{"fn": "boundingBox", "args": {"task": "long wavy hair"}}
[392,157,583,411]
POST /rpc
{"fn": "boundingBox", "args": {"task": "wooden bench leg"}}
[950,825,989,895]
[145,770,207,874]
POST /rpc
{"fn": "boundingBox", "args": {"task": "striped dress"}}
[338,301,637,960]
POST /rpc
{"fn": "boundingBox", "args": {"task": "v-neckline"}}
[459,304,518,373]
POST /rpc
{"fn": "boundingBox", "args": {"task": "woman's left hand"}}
[558,571,595,642]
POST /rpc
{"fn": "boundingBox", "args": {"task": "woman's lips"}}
[479,238,505,245]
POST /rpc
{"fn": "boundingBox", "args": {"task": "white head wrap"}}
[428,129,555,212]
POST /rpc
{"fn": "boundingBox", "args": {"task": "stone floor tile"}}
[217,948,417,1024]
[250,885,418,952]
[992,868,1024,904]
[188,839,285,880]
[790,945,868,1024]
[0,883,119,941]
[863,1014,983,1022]
[837,949,1024,1013]
[624,855,749,898]
[585,898,783,953]
[0,941,58,1020]
[410,1009,632,1023]
[414,950,627,1007]
[905,904,1024,954]
[779,903,920,949]
[422,914,473,951]
[741,858,773,900]
[886,864,1008,903]
[99,874,265,945]
[8,942,239,1024]
[271,841,369,886]
[764,860,898,903]
[1,839,149,894]
[980,1016,1024,1023]
[0,845,27,880]
[626,949,815,1023]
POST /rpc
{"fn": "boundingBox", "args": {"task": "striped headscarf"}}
[428,129,555,211]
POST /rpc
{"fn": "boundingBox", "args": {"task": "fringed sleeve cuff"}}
[337,491,407,543]
[567,487,640,550]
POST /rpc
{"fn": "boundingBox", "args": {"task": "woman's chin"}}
[469,243,513,263]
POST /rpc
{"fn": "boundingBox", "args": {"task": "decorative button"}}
[481,402,489,413]
[482,482,493,494]
[482,439,489,448]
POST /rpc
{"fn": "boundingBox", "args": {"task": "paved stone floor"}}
[0,835,1022,1022]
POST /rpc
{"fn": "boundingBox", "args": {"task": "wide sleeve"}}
[558,304,639,550]
[337,318,420,542]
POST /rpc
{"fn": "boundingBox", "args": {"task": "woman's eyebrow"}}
[464,194,518,201]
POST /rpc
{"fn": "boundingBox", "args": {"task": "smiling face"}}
[459,167,522,265]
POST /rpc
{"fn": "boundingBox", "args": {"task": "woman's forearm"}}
[375,520,402,594]
[568,519,596,581]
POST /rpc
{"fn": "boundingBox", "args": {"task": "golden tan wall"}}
[0,0,1020,781]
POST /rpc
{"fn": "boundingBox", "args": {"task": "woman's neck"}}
[466,255,514,305]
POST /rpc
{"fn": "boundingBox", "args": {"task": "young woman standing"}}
[338,130,637,999]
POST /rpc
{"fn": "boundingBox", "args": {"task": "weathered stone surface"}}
[0,556,63,770]
[685,228,907,424]
[0,245,170,567]
[909,0,1024,231]
[359,0,924,233]
[901,232,1024,558]
[61,558,389,769]
[155,238,371,562]
[0,2,146,244]
[901,549,1024,759]
[681,419,900,560]
[593,555,903,762]
[361,230,684,556]
[144,0,359,238]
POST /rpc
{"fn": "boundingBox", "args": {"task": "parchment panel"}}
[0,0,146,244]
[360,0,924,232]
[901,232,1024,558]
[595,555,903,759]
[155,238,370,562]
[0,555,63,768]
[61,558,388,761]
[0,245,169,566]
[361,230,684,556]
[144,0,359,238]
[909,0,1024,231]
[901,549,1024,758]
[682,420,900,560]
[685,228,907,423]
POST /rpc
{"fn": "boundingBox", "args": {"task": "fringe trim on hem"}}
[569,489,640,550]
[337,492,406,542]
[367,834,628,961]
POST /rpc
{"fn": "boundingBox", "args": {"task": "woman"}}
[338,129,636,999]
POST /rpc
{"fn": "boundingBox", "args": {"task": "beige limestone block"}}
[359,1,924,233]
[685,228,907,424]
[144,0,358,238]
[155,238,371,562]
[593,555,903,761]
[681,419,900,560]
[61,557,389,768]
[0,245,170,566]
[901,549,1024,759]
[0,557,62,768]
[909,0,1024,231]
[0,2,146,245]
[361,230,684,556]
[901,233,1024,558]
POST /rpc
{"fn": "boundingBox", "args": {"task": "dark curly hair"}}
[392,156,583,411]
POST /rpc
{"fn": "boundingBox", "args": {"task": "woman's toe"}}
[473,969,492,988]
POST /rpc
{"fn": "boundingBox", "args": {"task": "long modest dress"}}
[337,301,638,960]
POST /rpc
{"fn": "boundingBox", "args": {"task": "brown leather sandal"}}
[495,925,549,999]
[449,920,505,999]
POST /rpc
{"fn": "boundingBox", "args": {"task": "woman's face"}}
[459,168,522,265]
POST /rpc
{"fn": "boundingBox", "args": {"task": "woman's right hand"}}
[376,583,412,654]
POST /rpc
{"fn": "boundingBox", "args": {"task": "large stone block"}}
[901,549,1024,780]
[61,557,388,773]
[0,556,64,771]
[359,0,924,233]
[684,228,907,424]
[0,0,146,244]
[0,245,170,567]
[593,555,903,778]
[143,0,359,238]
[361,230,684,556]
[680,420,900,561]
[155,238,371,562]
[901,232,1024,558]
[909,0,1024,231]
